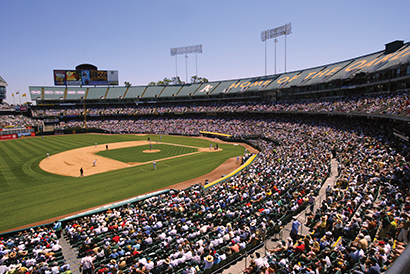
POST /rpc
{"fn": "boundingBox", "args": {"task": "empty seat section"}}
[232,76,278,93]
[304,61,350,86]
[160,85,183,98]
[211,80,238,95]
[327,52,382,81]
[291,67,326,87]
[42,87,66,100]
[141,86,164,98]
[361,45,410,74]
[176,84,202,97]
[29,87,43,101]
[124,86,146,99]
[66,87,87,100]
[225,77,259,93]
[86,87,108,100]
[269,72,300,89]
[192,81,218,96]
[106,87,127,99]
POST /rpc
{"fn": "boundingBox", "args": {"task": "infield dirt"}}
[3,136,258,233]
[40,140,223,177]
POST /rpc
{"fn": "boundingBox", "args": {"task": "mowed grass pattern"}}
[0,134,245,232]
[96,144,198,163]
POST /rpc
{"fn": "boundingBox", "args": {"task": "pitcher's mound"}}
[143,149,160,153]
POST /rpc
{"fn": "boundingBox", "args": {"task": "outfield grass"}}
[0,134,245,232]
[96,143,198,163]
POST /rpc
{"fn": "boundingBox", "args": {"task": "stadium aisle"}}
[222,158,339,274]
[60,236,81,274]
[280,158,339,240]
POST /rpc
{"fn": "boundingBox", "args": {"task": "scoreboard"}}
[54,70,118,86]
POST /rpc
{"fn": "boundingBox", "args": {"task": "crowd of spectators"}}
[32,90,410,119]
[1,115,410,274]
[0,103,14,110]
[0,115,42,129]
[0,222,67,274]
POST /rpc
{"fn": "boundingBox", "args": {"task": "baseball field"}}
[0,133,252,233]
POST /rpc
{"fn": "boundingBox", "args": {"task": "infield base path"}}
[40,140,222,177]
[2,136,259,233]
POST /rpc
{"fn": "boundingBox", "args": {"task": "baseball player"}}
[47,153,49,159]
[93,159,97,167]
[153,161,156,170]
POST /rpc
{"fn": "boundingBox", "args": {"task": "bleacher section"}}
[192,82,218,96]
[291,67,326,87]
[44,87,65,100]
[105,86,127,99]
[303,60,351,86]
[142,85,166,98]
[65,87,87,100]
[226,76,277,93]
[210,79,239,95]
[327,52,382,81]
[29,87,42,101]
[123,86,146,99]
[159,85,184,98]
[360,45,410,74]
[85,87,108,100]
[175,83,201,97]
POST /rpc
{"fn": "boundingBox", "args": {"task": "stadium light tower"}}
[261,22,292,75]
[170,44,202,83]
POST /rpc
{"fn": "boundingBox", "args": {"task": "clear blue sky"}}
[2,0,409,104]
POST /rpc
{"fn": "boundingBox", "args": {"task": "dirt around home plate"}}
[3,136,258,233]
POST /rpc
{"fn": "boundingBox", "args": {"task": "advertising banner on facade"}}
[54,70,66,85]
[0,134,18,140]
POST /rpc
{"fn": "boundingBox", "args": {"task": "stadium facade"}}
[29,40,410,105]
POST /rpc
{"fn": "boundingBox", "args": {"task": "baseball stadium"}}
[1,40,410,274]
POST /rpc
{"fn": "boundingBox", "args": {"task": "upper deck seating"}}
[86,87,108,100]
[141,86,165,98]
[123,86,146,99]
[175,83,202,97]
[105,87,127,99]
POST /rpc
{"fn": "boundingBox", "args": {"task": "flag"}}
[16,91,20,95]
[22,93,26,97]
